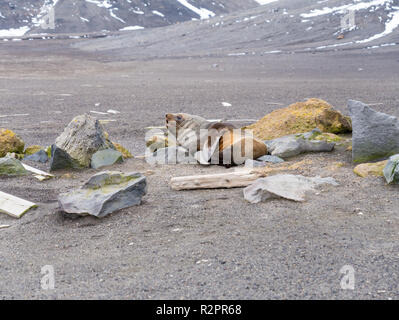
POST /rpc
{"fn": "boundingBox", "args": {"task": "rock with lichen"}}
[245,98,352,141]
[348,100,399,163]
[0,157,28,176]
[113,142,133,159]
[146,135,169,153]
[53,114,114,169]
[58,171,147,218]
[383,155,399,184]
[265,129,335,158]
[0,129,25,158]
[24,145,43,156]
[354,160,388,178]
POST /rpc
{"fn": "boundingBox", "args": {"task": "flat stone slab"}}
[58,171,147,218]
[348,100,399,163]
[91,149,123,169]
[244,174,339,203]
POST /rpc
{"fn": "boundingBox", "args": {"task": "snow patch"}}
[176,0,215,20]
[0,26,30,37]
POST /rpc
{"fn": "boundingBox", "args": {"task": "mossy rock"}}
[353,160,388,178]
[245,98,352,140]
[0,128,25,157]
[24,145,43,156]
[0,157,28,176]
[146,135,169,153]
[113,142,133,159]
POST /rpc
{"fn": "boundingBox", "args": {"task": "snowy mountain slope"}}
[75,0,399,59]
[0,0,261,36]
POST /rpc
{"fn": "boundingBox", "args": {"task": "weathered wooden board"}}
[170,170,261,190]
[0,191,37,218]
[21,163,54,180]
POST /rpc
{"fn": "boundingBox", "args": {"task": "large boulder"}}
[53,114,114,169]
[244,174,339,203]
[58,171,147,218]
[246,98,352,140]
[348,100,399,163]
[50,145,80,171]
[0,157,28,176]
[0,129,25,157]
[265,129,335,158]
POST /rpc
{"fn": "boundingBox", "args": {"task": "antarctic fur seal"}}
[165,113,267,166]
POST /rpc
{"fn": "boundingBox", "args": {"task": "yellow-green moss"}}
[113,142,133,159]
[0,128,25,157]
[24,145,43,155]
[245,98,352,140]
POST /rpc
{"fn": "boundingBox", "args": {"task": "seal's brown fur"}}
[166,113,267,165]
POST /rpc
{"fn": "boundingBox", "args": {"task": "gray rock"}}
[244,174,339,204]
[24,150,48,163]
[147,146,196,164]
[91,149,123,169]
[348,100,399,163]
[0,157,28,176]
[50,144,80,171]
[54,114,114,168]
[256,155,285,164]
[58,171,147,218]
[244,159,267,168]
[383,154,399,184]
[265,132,335,158]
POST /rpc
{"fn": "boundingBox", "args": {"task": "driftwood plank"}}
[170,170,261,190]
[0,191,37,218]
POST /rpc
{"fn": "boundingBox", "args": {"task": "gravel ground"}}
[0,39,398,299]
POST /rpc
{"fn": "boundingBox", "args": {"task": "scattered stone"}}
[113,142,133,159]
[0,128,25,157]
[354,160,388,178]
[243,174,339,203]
[148,146,196,165]
[245,98,352,140]
[0,157,28,176]
[5,152,24,160]
[348,100,399,163]
[146,135,169,153]
[244,159,267,168]
[256,155,285,164]
[24,145,43,156]
[91,149,123,169]
[50,144,80,171]
[383,154,399,184]
[58,171,147,218]
[24,150,49,163]
[53,114,114,168]
[265,130,335,158]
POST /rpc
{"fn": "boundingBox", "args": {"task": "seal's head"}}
[165,113,207,137]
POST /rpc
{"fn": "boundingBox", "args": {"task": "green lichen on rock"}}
[24,145,43,156]
[383,155,399,184]
[113,142,133,159]
[0,128,25,157]
[354,160,388,178]
[0,157,28,176]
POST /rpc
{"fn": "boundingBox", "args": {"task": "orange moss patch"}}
[0,128,25,157]
[245,98,352,141]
